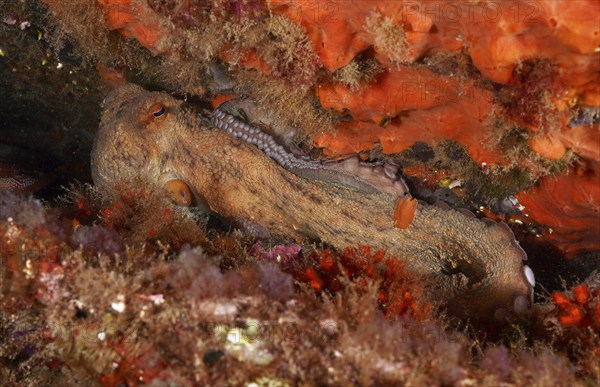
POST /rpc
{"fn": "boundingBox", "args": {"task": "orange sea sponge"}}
[267,0,461,70]
[270,0,599,102]
[267,0,372,70]
[529,124,600,160]
[316,85,504,165]
[317,66,463,123]
[516,162,600,256]
[96,0,166,54]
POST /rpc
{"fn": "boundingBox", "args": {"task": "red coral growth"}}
[294,246,431,319]
[71,0,598,170]
[552,284,599,328]
[548,282,600,362]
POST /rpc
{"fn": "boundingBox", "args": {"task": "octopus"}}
[92,84,536,322]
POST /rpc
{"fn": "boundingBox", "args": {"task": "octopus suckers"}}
[523,265,535,287]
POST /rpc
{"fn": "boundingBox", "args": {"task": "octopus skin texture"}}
[91,84,535,322]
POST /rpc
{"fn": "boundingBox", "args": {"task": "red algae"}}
[249,243,431,319]
[296,246,431,320]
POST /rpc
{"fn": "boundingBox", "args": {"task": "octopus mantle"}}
[91,84,535,321]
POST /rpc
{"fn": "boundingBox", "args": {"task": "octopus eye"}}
[149,103,167,120]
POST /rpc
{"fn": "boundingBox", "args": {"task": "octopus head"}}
[92,83,185,195]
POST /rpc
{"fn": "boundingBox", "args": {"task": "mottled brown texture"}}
[92,84,533,321]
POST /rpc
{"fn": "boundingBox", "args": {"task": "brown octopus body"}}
[92,84,535,321]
